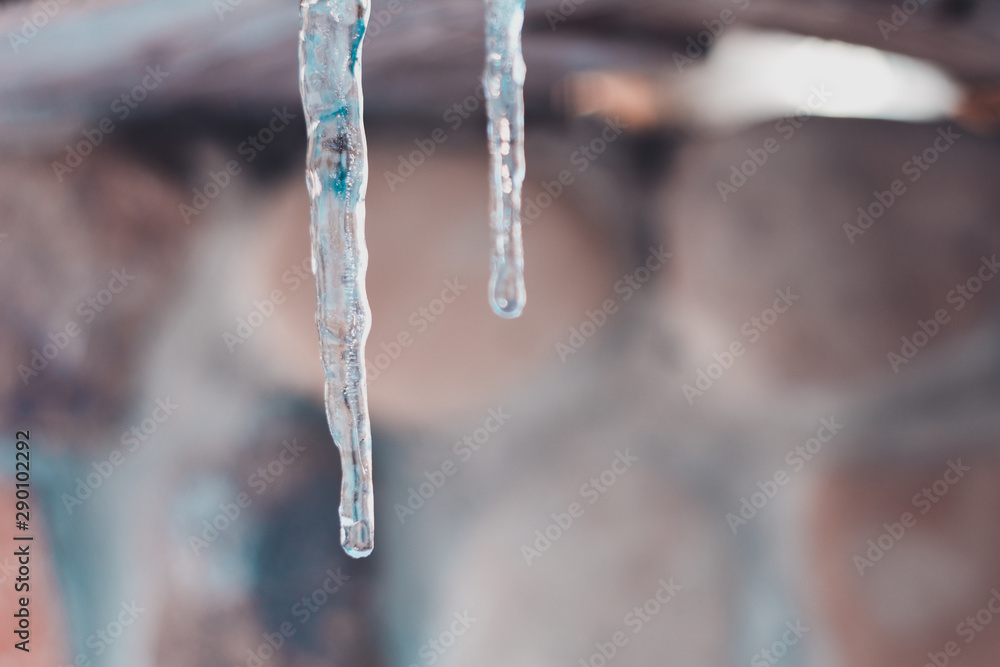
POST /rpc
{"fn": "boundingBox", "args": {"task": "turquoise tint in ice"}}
[298,0,374,558]
[483,0,527,318]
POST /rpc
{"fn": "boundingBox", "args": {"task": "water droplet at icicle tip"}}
[484,0,528,319]
[299,0,375,558]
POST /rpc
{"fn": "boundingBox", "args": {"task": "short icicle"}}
[298,0,374,558]
[483,0,528,318]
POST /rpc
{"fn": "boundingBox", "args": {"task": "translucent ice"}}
[483,0,527,318]
[298,0,374,558]
[295,0,532,558]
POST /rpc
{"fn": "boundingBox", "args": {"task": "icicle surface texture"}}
[483,0,527,318]
[299,0,374,558]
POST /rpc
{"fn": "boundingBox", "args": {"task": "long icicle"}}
[298,0,374,558]
[484,0,527,318]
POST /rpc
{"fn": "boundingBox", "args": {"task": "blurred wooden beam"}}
[0,0,998,150]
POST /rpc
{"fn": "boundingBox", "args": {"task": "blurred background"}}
[2,0,1000,665]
